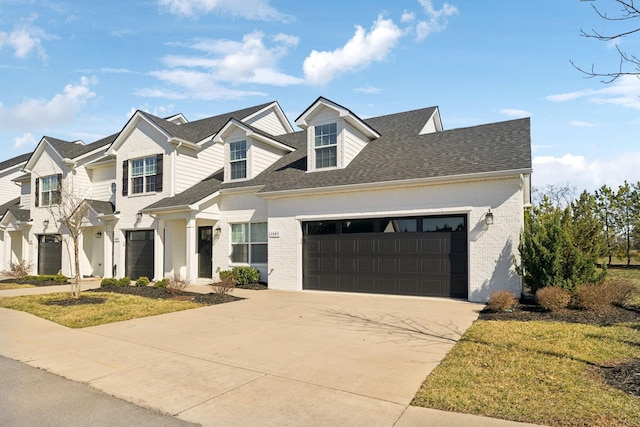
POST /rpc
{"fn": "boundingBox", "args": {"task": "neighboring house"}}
[0,97,531,302]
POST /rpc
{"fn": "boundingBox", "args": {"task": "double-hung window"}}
[40,174,60,206]
[230,222,267,264]
[230,140,247,180]
[314,123,337,168]
[131,156,156,194]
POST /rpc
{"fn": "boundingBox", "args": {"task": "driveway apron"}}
[0,288,484,426]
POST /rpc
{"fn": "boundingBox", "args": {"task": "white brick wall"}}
[265,176,525,302]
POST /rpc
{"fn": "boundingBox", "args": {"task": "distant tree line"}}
[518,181,640,292]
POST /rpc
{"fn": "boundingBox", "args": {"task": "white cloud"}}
[546,75,640,110]
[157,0,291,22]
[0,18,53,60]
[354,85,382,94]
[303,16,403,86]
[0,76,96,129]
[532,152,640,190]
[140,31,303,100]
[500,108,530,118]
[569,120,597,127]
[13,132,36,148]
[414,0,458,40]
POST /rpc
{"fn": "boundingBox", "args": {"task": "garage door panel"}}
[303,215,468,298]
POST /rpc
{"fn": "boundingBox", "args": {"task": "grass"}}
[0,283,36,290]
[412,320,640,426]
[0,292,206,328]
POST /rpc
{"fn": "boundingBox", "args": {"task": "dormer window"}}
[314,123,337,168]
[230,140,247,180]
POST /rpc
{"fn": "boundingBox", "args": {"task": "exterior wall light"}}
[43,219,49,228]
[214,226,222,239]
[136,211,143,221]
[96,231,102,238]
[485,209,494,226]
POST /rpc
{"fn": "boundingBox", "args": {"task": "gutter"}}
[258,168,533,199]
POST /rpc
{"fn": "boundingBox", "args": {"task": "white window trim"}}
[40,174,60,206]
[308,119,342,172]
[226,138,252,182]
[229,222,268,265]
[130,156,157,195]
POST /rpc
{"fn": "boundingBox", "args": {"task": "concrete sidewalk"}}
[0,283,542,426]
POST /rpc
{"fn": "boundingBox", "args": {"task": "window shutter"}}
[55,174,62,203]
[35,178,39,207]
[122,160,128,196]
[155,153,163,192]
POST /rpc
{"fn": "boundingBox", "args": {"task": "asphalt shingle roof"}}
[142,105,531,210]
[0,153,30,172]
[0,197,20,216]
[86,199,115,215]
[145,170,224,210]
[140,102,277,144]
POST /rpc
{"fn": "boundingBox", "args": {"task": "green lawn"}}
[412,319,640,426]
[0,292,206,328]
[0,283,36,290]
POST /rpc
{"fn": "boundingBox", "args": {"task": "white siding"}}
[342,122,368,167]
[0,163,25,205]
[245,108,289,135]
[175,140,224,194]
[88,165,116,203]
[20,181,31,208]
[266,176,525,302]
[250,139,286,178]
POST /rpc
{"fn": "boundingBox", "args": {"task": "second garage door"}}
[302,215,467,298]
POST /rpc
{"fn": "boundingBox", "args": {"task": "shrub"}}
[116,277,131,287]
[210,273,236,297]
[535,286,571,311]
[602,279,638,307]
[166,274,189,295]
[153,278,168,289]
[574,283,615,313]
[6,260,33,281]
[100,278,119,287]
[25,274,69,284]
[487,290,518,312]
[135,276,150,287]
[231,267,260,285]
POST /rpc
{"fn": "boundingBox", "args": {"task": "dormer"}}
[419,107,443,134]
[295,97,380,172]
[214,119,295,182]
[165,113,188,125]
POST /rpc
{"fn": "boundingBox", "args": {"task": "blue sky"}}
[1,0,639,192]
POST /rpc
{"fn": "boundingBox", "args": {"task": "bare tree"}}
[532,182,578,208]
[46,179,90,299]
[572,0,640,82]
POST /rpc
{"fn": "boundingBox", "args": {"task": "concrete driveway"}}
[0,287,513,426]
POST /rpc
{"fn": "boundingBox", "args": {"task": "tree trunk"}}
[73,238,81,299]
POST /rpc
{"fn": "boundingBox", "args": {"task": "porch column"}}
[185,216,197,283]
[1,230,8,270]
[103,223,113,278]
[154,219,165,282]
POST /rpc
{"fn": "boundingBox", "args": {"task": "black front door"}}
[38,234,62,275]
[126,230,154,280]
[198,226,213,278]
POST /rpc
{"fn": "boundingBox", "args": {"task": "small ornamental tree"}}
[45,177,90,299]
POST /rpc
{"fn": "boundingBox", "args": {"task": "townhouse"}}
[0,97,531,302]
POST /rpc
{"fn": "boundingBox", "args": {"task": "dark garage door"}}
[302,216,467,298]
[38,234,62,275]
[126,230,154,280]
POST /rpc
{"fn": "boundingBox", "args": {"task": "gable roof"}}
[0,197,20,216]
[149,105,531,210]
[85,199,115,215]
[225,110,531,194]
[0,153,30,172]
[295,97,380,139]
[25,134,118,170]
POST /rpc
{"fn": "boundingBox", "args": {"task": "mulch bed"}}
[479,301,640,397]
[87,285,243,305]
[0,278,68,287]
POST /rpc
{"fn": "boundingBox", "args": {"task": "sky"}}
[1,0,639,193]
